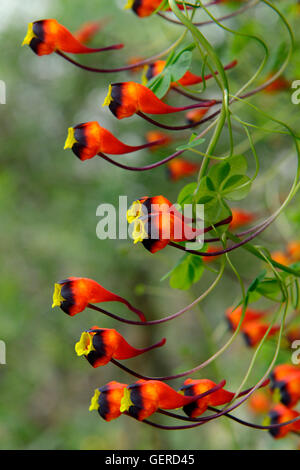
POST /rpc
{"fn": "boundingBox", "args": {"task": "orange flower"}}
[263,74,290,94]
[103,82,214,120]
[119,379,203,421]
[181,378,235,418]
[203,246,222,263]
[229,208,255,231]
[167,158,199,182]
[64,121,164,160]
[145,131,172,151]
[264,404,300,439]
[75,326,166,367]
[52,277,145,321]
[89,381,128,421]
[287,241,300,262]
[271,251,291,267]
[270,364,300,408]
[242,321,279,347]
[225,306,267,331]
[125,0,194,18]
[128,195,205,253]
[22,19,123,56]
[185,108,209,125]
[74,21,103,44]
[144,59,237,88]
[248,390,271,415]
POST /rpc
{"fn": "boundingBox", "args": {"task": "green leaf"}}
[224,176,252,201]
[256,279,284,302]
[165,254,204,290]
[209,161,231,187]
[169,50,193,82]
[177,182,198,206]
[176,137,205,151]
[149,72,172,99]
[226,155,248,176]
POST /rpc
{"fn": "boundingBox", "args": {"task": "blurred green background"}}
[0,0,300,450]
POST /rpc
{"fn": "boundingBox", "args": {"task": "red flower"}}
[265,404,300,439]
[120,379,203,421]
[242,321,279,347]
[89,381,128,421]
[167,158,199,182]
[127,195,204,253]
[52,277,145,321]
[22,19,123,56]
[144,60,237,87]
[185,108,209,125]
[229,208,255,231]
[225,306,267,331]
[73,21,103,45]
[75,326,166,367]
[103,82,215,120]
[125,0,194,18]
[181,378,236,418]
[64,121,164,160]
[269,364,300,408]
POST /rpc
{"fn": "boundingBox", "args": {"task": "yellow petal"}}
[127,200,142,224]
[262,415,271,427]
[102,84,113,107]
[64,127,78,150]
[142,66,149,86]
[75,332,95,357]
[89,389,101,412]
[120,387,134,413]
[22,23,36,47]
[272,387,281,404]
[132,219,148,244]
[52,283,66,308]
[124,0,135,10]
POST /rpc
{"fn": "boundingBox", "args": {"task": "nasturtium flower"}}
[52,277,145,321]
[248,390,271,415]
[287,241,300,262]
[264,404,300,439]
[127,195,204,253]
[271,251,291,267]
[229,208,255,231]
[102,82,214,120]
[185,108,209,125]
[89,381,128,421]
[263,74,290,94]
[75,326,166,368]
[22,19,123,56]
[125,0,193,18]
[269,364,300,408]
[64,121,164,160]
[225,306,268,331]
[73,21,102,45]
[181,378,236,418]
[286,326,300,346]
[144,59,238,87]
[119,379,203,421]
[166,158,199,182]
[242,321,279,348]
[145,131,172,151]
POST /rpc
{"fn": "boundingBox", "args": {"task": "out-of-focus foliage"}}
[0,0,300,450]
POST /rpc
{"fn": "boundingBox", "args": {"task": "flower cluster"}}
[23,0,300,444]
